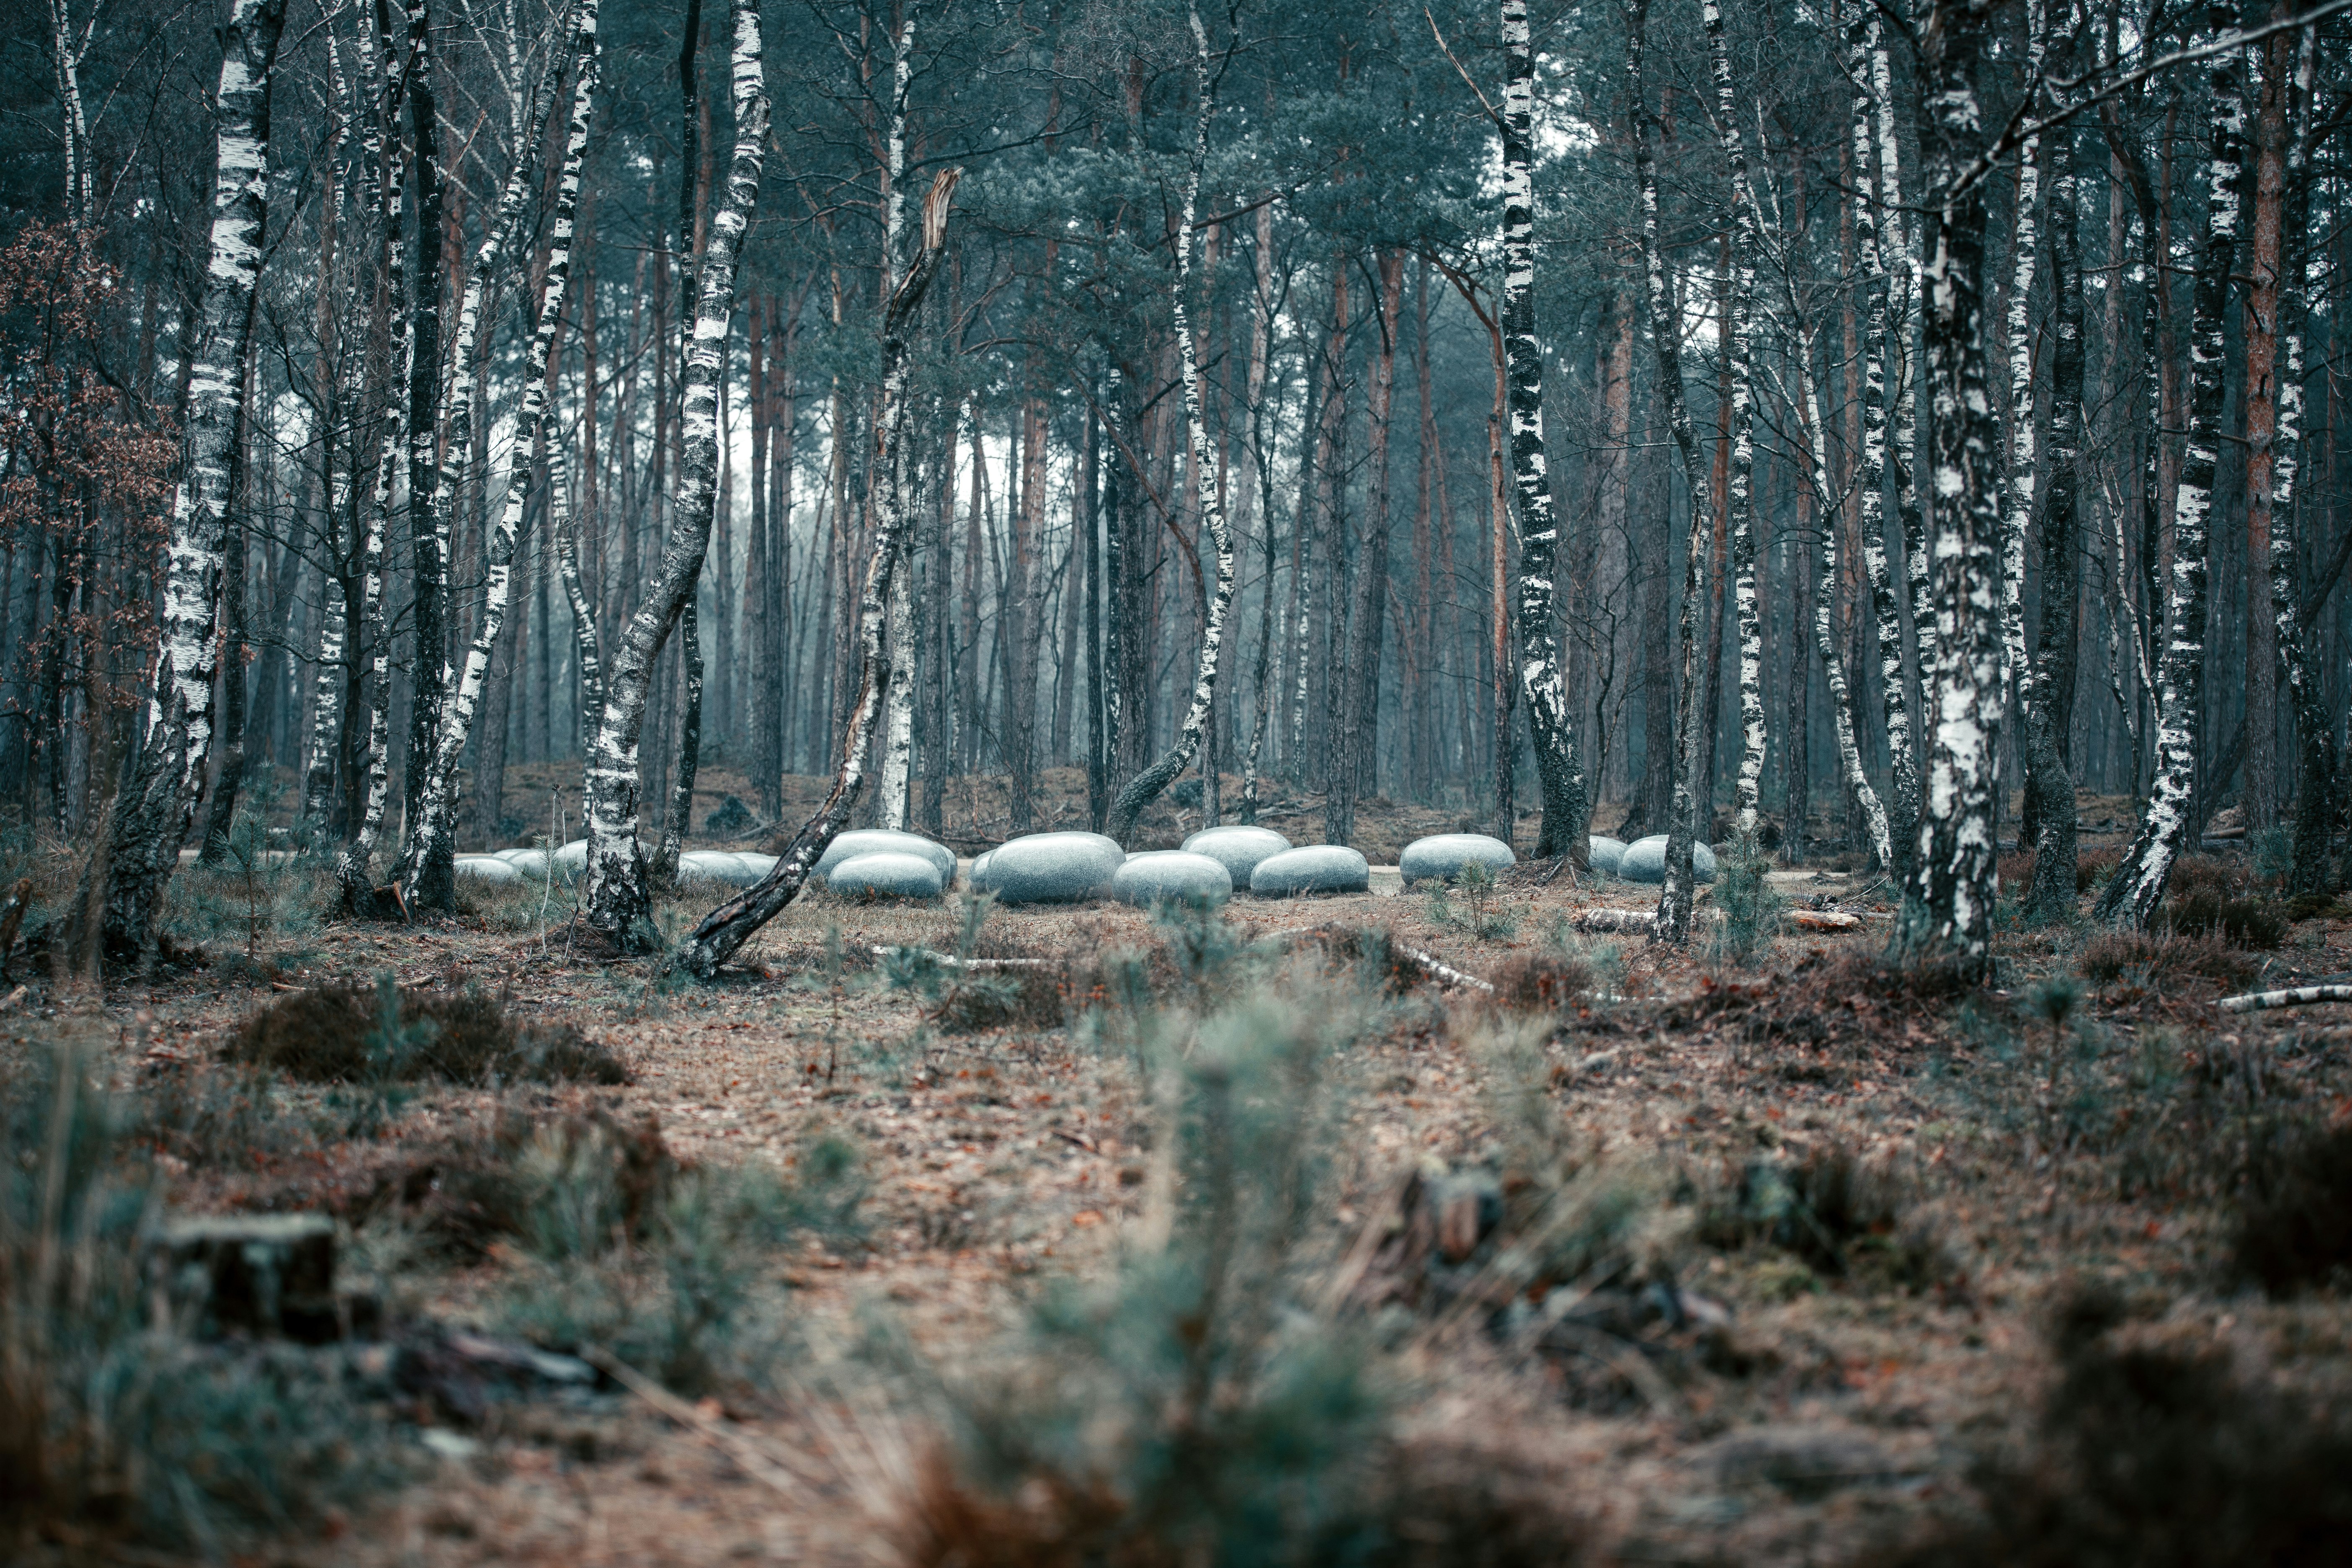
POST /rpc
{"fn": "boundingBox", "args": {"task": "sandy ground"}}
[12,792,2352,1566]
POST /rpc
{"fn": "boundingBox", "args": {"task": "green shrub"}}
[1710,828,1784,967]
[908,976,1395,1565]
[0,1048,394,1552]
[495,1121,863,1395]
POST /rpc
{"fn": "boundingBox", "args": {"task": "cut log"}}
[151,1211,338,1341]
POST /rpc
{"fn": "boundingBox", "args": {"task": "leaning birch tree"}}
[1627,0,1715,946]
[1498,0,1591,863]
[579,0,768,945]
[1106,8,1238,848]
[674,168,962,977]
[2095,12,2244,929]
[397,0,592,907]
[81,0,287,956]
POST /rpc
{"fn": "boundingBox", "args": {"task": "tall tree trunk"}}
[877,19,922,831]
[85,0,286,955]
[2023,102,2085,926]
[582,0,766,944]
[1893,0,2027,975]
[198,520,249,864]
[1239,199,1279,824]
[2097,14,2244,929]
[1629,0,1715,944]
[401,0,449,888]
[678,170,961,975]
[2271,23,2331,897]
[1107,13,1238,847]
[1326,249,1403,848]
[2242,16,2288,835]
[1501,0,1590,862]
[1703,0,1764,836]
[397,3,591,903]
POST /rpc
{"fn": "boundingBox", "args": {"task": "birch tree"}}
[1107,9,1238,848]
[1628,0,1715,946]
[1891,0,2019,976]
[2095,12,2244,930]
[580,0,769,946]
[1496,0,1591,863]
[1701,0,1764,836]
[80,0,287,957]
[396,0,591,907]
[675,168,962,977]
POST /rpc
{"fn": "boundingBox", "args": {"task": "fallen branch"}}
[1787,910,1864,932]
[1273,925,1496,991]
[869,944,1060,970]
[580,1345,811,1497]
[2218,984,2352,1014]
[1573,907,1658,934]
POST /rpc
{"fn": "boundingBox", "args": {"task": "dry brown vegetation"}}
[3,792,2350,1565]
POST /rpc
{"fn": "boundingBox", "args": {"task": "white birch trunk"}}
[1844,10,1919,871]
[1793,322,1896,870]
[1629,0,1717,945]
[1998,17,2045,725]
[45,0,94,224]
[1106,8,1239,846]
[1500,0,1590,862]
[1893,0,2022,975]
[877,16,918,832]
[1868,22,1934,688]
[581,0,768,943]
[334,0,416,905]
[88,0,287,953]
[2095,23,2244,930]
[396,0,596,903]
[675,168,962,977]
[1703,1,1765,836]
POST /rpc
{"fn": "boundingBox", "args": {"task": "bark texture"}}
[86,0,286,956]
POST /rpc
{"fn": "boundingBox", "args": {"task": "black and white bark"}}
[1997,7,2047,734]
[581,0,766,945]
[2095,13,2243,930]
[44,0,95,224]
[1891,0,2017,977]
[876,13,918,830]
[1792,316,1896,870]
[2272,25,2331,897]
[399,0,449,890]
[654,598,704,877]
[673,169,961,977]
[1107,9,1238,847]
[2022,104,2083,926]
[1500,0,1591,864]
[1703,0,1764,836]
[1238,197,1278,825]
[397,0,593,904]
[335,1,416,907]
[84,0,286,955]
[1868,16,1934,702]
[1628,0,1714,945]
[1844,8,1921,875]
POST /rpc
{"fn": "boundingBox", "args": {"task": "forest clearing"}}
[8,0,2352,1560]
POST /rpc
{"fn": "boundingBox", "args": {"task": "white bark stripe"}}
[585,0,766,941]
[97,0,286,950]
[397,0,596,898]
[1106,6,1237,846]
[2097,26,2243,931]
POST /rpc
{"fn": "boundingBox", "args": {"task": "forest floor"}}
[8,784,2352,1566]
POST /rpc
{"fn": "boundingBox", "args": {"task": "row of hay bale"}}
[452,825,1716,903]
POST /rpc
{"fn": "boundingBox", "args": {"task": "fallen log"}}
[2218,984,2352,1014]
